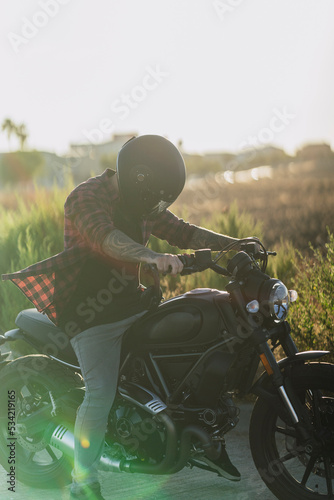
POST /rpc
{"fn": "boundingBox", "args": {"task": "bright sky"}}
[1,0,334,156]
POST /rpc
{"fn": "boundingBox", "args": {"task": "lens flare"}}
[81,438,90,449]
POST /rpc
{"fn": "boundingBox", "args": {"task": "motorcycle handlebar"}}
[179,250,230,276]
[142,243,275,277]
[143,249,230,277]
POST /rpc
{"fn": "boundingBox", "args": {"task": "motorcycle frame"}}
[119,321,278,404]
[0,246,330,448]
[119,316,329,438]
[1,320,329,457]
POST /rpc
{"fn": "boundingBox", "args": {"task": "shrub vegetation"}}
[0,151,44,185]
[0,174,333,360]
[289,231,334,357]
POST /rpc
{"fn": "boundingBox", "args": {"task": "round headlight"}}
[268,282,290,322]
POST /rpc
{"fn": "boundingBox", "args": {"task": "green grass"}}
[288,230,334,358]
[0,183,332,361]
[0,183,67,332]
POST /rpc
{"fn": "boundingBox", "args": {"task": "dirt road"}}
[0,403,276,500]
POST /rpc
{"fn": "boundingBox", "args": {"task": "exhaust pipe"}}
[49,424,124,472]
[49,411,178,474]
[49,416,221,476]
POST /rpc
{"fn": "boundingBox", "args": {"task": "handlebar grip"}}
[143,250,213,277]
[177,253,196,267]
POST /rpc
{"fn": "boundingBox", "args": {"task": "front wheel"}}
[0,355,83,488]
[250,363,334,500]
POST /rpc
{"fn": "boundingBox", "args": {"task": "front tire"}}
[0,355,83,488]
[250,363,334,499]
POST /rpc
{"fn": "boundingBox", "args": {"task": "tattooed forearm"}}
[188,227,239,251]
[102,229,157,263]
[102,227,239,263]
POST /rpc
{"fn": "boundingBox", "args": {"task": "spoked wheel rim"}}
[0,355,75,488]
[266,387,334,497]
[11,377,71,477]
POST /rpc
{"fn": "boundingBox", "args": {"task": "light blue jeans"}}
[69,311,147,491]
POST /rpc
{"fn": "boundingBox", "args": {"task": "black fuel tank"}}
[124,288,234,351]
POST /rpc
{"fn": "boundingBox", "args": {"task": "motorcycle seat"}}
[15,308,79,366]
[16,307,57,330]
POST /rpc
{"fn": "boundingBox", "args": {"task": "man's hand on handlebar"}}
[239,238,263,256]
[143,253,184,276]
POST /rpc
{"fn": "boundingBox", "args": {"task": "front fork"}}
[252,323,328,447]
[256,337,300,425]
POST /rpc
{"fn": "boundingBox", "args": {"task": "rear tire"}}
[250,363,334,499]
[0,355,83,488]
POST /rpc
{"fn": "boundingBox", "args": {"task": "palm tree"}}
[15,123,28,151]
[1,118,16,150]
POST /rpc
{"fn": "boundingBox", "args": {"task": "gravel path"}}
[0,402,276,500]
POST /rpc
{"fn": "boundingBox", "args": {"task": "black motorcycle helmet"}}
[116,135,186,219]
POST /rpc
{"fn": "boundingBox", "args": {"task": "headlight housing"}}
[260,280,290,323]
[269,282,290,322]
[226,251,294,324]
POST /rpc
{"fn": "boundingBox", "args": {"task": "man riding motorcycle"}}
[2,135,256,499]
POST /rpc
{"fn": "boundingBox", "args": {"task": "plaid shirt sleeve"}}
[151,210,197,249]
[64,174,117,253]
[1,246,90,324]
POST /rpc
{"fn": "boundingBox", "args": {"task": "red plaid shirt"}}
[2,169,196,325]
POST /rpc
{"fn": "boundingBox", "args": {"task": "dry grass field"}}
[0,159,333,355]
[0,159,333,256]
[175,161,334,253]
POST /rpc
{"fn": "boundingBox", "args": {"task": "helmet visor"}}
[141,189,174,218]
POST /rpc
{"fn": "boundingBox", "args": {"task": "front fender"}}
[250,350,330,408]
[277,350,330,369]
